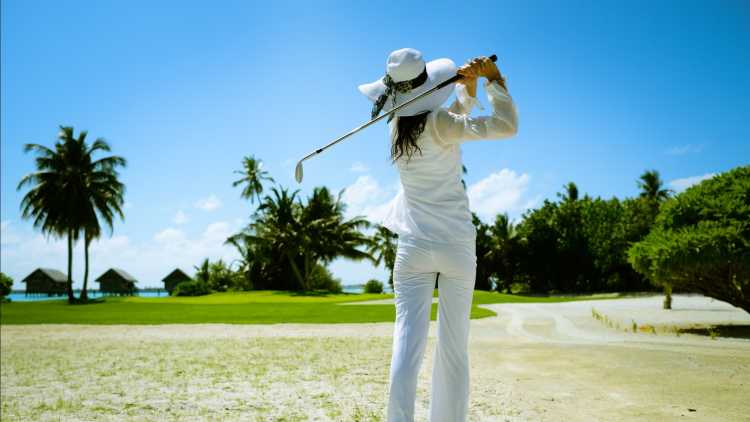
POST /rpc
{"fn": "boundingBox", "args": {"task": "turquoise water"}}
[6,290,168,302]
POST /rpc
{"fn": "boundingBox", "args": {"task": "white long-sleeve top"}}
[381,79,519,243]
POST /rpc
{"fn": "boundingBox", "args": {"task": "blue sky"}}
[2,0,749,289]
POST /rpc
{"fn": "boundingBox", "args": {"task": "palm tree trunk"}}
[287,252,305,291]
[67,229,75,304]
[663,283,672,310]
[81,236,90,301]
[303,253,311,291]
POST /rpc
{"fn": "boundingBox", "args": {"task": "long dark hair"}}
[391,111,430,163]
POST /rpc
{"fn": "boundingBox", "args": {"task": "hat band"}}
[371,65,429,121]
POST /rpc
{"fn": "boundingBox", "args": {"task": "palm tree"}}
[18,127,125,303]
[194,258,211,283]
[637,170,672,202]
[250,186,308,289]
[233,155,274,205]
[76,134,126,301]
[229,186,373,291]
[560,182,579,202]
[18,134,78,303]
[489,213,519,293]
[637,169,673,309]
[368,225,398,287]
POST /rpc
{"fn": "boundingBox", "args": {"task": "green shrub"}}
[364,279,384,294]
[628,165,750,313]
[173,279,211,296]
[0,272,12,301]
[309,264,343,293]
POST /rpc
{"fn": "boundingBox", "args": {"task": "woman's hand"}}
[456,58,480,98]
[457,56,506,96]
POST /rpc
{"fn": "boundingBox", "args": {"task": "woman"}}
[358,48,518,422]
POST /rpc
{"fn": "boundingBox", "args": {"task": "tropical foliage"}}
[364,279,385,294]
[0,272,13,301]
[471,173,673,294]
[227,169,373,291]
[232,155,274,204]
[628,166,750,313]
[17,126,126,303]
[368,225,398,287]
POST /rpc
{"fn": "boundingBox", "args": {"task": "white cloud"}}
[194,194,222,211]
[341,175,396,224]
[350,161,369,173]
[667,144,703,155]
[1,220,21,246]
[467,169,537,221]
[174,210,189,225]
[669,173,715,192]
[153,227,187,245]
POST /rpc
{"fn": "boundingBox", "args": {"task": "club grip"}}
[435,54,499,89]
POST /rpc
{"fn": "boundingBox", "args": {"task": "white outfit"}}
[385,79,518,422]
[382,80,519,243]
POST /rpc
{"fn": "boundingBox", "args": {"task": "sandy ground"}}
[2,294,749,421]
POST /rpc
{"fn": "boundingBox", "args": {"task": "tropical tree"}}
[297,187,372,289]
[18,127,113,302]
[628,166,749,313]
[76,133,126,301]
[489,213,521,293]
[0,272,13,300]
[18,127,126,303]
[368,225,398,287]
[233,155,274,205]
[18,135,76,302]
[228,185,372,291]
[558,182,579,203]
[637,170,672,202]
[194,258,211,284]
[636,169,674,307]
[473,214,495,290]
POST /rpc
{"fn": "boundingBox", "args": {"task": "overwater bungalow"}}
[96,268,137,295]
[22,268,68,296]
[162,268,191,295]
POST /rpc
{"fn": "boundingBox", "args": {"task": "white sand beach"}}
[2,293,749,421]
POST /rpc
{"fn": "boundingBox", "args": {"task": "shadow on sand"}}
[679,324,750,339]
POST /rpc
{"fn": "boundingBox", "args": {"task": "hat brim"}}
[358,58,457,119]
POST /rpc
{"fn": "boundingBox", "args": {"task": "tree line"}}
[16,126,748,312]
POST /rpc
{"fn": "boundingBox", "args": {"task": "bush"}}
[173,279,211,296]
[309,264,343,293]
[0,272,12,301]
[364,279,384,294]
[628,165,750,313]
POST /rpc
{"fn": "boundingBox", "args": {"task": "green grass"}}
[0,290,626,325]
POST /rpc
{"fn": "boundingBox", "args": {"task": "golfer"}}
[358,48,518,422]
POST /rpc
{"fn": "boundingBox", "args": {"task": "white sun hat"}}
[358,48,457,122]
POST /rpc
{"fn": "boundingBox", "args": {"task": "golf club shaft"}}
[299,54,497,162]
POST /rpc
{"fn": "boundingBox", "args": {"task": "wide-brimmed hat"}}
[358,48,456,122]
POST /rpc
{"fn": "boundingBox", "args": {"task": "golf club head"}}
[294,161,303,183]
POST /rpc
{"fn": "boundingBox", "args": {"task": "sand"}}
[2,293,749,421]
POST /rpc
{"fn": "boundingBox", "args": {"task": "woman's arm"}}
[430,57,518,146]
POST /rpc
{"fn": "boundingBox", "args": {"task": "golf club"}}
[294,54,498,183]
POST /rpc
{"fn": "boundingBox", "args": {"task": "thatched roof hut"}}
[22,268,67,295]
[96,268,137,295]
[162,268,191,294]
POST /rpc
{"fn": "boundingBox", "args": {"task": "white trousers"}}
[386,234,477,422]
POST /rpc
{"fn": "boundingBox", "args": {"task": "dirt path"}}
[2,294,749,421]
